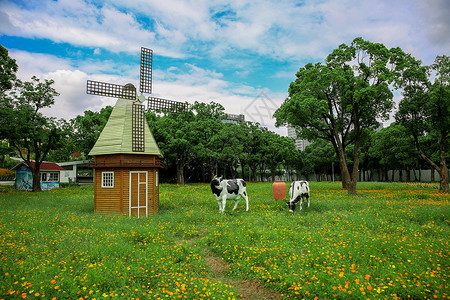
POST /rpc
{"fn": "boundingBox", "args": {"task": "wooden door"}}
[129,171,148,218]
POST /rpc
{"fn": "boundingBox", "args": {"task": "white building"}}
[287,126,311,151]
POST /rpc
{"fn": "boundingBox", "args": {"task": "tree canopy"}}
[395,55,449,192]
[0,76,66,191]
[275,37,397,194]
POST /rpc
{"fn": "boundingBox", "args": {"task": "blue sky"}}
[1,0,449,135]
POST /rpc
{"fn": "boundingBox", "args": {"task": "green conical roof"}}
[89,98,162,157]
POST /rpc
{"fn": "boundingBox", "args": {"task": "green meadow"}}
[0,182,449,300]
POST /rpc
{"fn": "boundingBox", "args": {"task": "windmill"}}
[87,47,187,113]
[86,47,185,218]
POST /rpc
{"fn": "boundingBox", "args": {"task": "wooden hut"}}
[14,161,65,191]
[89,97,163,217]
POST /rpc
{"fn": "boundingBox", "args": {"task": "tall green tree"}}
[263,131,295,181]
[395,55,449,192]
[369,123,417,182]
[70,106,113,157]
[150,109,195,185]
[275,37,396,194]
[0,44,18,95]
[190,102,226,180]
[301,139,336,181]
[0,76,66,192]
[0,45,18,169]
[245,122,266,181]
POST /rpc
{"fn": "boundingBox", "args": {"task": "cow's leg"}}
[232,198,240,211]
[243,192,249,211]
[221,195,227,213]
[217,200,222,212]
[299,198,303,211]
[307,195,310,208]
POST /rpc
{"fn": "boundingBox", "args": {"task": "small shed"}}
[14,161,65,191]
[89,98,163,217]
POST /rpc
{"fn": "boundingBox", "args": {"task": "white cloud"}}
[9,50,72,80]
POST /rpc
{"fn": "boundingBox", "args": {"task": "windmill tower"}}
[87,47,186,218]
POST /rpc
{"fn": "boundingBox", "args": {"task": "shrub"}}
[0,168,14,178]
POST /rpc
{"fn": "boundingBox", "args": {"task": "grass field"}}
[0,182,449,299]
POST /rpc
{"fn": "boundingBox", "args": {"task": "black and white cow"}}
[210,176,249,213]
[286,180,310,212]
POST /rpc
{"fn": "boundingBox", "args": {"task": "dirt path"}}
[175,228,283,299]
[202,246,282,299]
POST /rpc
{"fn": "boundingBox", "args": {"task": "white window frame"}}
[41,172,59,182]
[48,172,59,182]
[101,171,114,188]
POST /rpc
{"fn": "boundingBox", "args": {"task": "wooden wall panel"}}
[94,168,122,214]
[93,161,160,217]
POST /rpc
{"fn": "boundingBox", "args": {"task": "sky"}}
[0,0,449,136]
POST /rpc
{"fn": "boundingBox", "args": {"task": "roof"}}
[58,160,91,166]
[89,98,163,157]
[13,161,65,171]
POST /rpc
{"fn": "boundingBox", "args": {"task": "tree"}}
[263,131,295,181]
[0,44,18,94]
[189,102,226,180]
[70,106,113,157]
[395,55,449,192]
[0,45,18,169]
[245,123,266,181]
[0,76,65,192]
[275,37,396,194]
[149,108,195,185]
[301,139,336,181]
[369,123,417,182]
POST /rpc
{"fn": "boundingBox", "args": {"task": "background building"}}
[287,126,311,151]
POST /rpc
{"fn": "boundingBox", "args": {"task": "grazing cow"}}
[210,176,249,213]
[286,181,310,212]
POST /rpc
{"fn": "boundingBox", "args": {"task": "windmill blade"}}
[87,80,136,100]
[132,103,145,152]
[147,97,188,113]
[140,47,153,94]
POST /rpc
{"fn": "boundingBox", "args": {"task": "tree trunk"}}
[413,131,448,193]
[240,160,246,181]
[348,114,361,196]
[438,131,449,193]
[406,165,411,182]
[419,166,422,181]
[439,164,449,193]
[31,167,42,192]
[384,166,389,182]
[176,159,185,185]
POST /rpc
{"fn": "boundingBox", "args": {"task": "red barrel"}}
[272,181,286,200]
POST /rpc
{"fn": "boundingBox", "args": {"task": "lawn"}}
[0,182,449,299]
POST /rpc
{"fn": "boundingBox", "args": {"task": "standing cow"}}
[286,180,310,212]
[210,176,249,213]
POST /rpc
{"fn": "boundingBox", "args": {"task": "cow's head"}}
[286,201,296,212]
[211,175,223,184]
[211,175,223,195]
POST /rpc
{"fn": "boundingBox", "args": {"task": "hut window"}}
[102,172,114,188]
[41,172,59,182]
[48,172,59,182]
